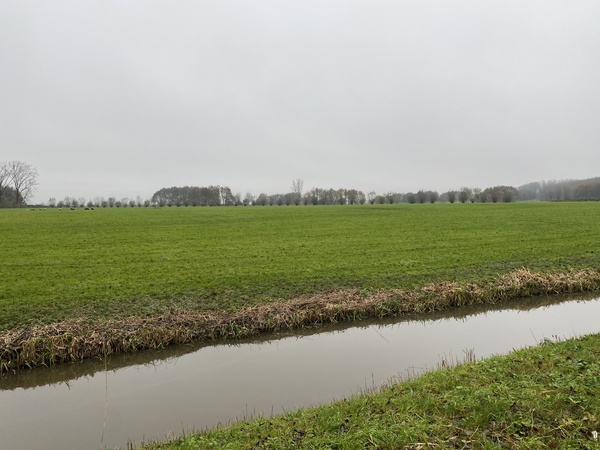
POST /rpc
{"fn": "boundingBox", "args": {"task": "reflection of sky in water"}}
[1,297,599,450]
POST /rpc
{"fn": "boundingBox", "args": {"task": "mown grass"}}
[143,333,600,449]
[1,203,600,332]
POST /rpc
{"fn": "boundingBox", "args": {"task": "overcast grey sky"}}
[2,1,599,204]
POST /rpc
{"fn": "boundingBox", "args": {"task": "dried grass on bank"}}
[2,269,599,373]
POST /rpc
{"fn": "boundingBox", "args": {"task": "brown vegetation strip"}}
[2,269,600,374]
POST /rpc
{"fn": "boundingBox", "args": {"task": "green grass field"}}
[2,203,599,332]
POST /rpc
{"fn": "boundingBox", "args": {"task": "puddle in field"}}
[1,293,599,450]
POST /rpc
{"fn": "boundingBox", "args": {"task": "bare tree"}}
[489,187,500,203]
[367,191,377,204]
[243,192,255,206]
[233,192,242,206]
[346,189,365,205]
[458,187,472,204]
[255,193,269,206]
[447,190,457,203]
[219,186,235,206]
[7,161,39,207]
[0,162,11,206]
[291,178,304,205]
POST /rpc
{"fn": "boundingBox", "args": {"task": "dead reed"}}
[2,269,599,373]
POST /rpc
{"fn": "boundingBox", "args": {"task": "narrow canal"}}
[1,293,599,450]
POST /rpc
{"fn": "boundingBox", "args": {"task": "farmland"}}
[2,202,600,334]
[3,202,600,449]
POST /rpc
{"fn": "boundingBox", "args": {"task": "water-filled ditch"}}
[2,293,599,450]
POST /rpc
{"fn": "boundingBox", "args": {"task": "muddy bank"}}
[2,269,600,373]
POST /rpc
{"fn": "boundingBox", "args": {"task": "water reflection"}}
[1,293,599,450]
[3,292,595,392]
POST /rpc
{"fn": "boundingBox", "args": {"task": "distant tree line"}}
[0,160,39,207]
[48,195,152,209]
[151,185,236,206]
[254,187,368,206]
[517,178,600,202]
[39,176,600,209]
[145,184,522,206]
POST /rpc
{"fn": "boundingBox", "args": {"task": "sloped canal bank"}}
[2,293,600,450]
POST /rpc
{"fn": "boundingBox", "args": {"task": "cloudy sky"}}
[2,1,599,204]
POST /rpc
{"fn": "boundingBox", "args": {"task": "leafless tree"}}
[219,186,235,206]
[291,178,304,205]
[367,191,377,204]
[346,189,365,205]
[489,187,500,203]
[0,162,11,206]
[6,161,39,207]
[233,192,242,206]
[447,190,457,203]
[255,193,268,206]
[458,187,472,204]
[243,192,255,206]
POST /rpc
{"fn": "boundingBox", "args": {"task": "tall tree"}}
[458,187,472,204]
[0,162,10,206]
[291,178,304,205]
[7,161,39,207]
[446,190,457,203]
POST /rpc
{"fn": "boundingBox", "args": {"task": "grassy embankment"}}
[143,332,600,449]
[1,202,600,371]
[144,334,600,450]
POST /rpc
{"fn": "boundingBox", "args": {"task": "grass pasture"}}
[1,202,600,333]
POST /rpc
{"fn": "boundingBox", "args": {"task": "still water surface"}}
[1,294,599,450]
